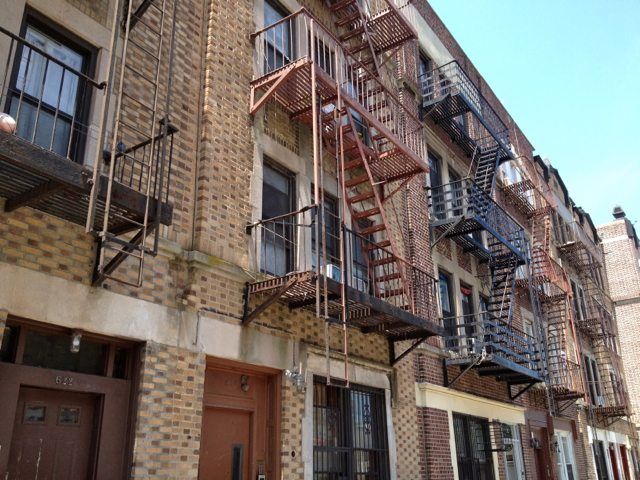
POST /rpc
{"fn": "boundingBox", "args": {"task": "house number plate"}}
[55,375,74,386]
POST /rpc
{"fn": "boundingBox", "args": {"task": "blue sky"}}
[428,0,640,227]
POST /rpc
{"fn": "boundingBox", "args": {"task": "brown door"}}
[7,387,98,479]
[200,407,251,480]
[198,360,280,480]
[532,427,554,480]
[620,445,632,480]
[610,445,621,480]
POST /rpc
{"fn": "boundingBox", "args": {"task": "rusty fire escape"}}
[419,61,543,398]
[502,156,584,413]
[244,0,443,376]
[0,0,178,287]
[553,215,630,421]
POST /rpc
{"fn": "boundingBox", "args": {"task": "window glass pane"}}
[0,325,19,362]
[22,329,107,375]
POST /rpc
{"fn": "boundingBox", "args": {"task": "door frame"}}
[0,362,132,478]
[201,357,282,480]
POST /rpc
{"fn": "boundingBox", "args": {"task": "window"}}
[460,283,477,353]
[311,189,340,267]
[503,424,525,480]
[261,161,296,276]
[351,219,374,294]
[583,354,604,406]
[452,413,495,480]
[418,52,432,100]
[428,151,442,189]
[449,168,464,217]
[313,379,390,480]
[556,432,577,480]
[264,0,291,73]
[6,17,93,161]
[439,271,456,347]
[593,440,610,480]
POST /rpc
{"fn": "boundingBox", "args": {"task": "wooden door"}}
[198,360,280,480]
[610,445,621,480]
[532,427,553,480]
[7,387,98,479]
[200,408,251,480]
[619,445,632,480]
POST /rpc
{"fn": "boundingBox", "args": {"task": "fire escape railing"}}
[251,8,427,165]
[0,25,105,161]
[553,219,604,268]
[419,60,512,160]
[430,178,527,260]
[529,248,570,298]
[246,206,440,326]
[548,358,583,399]
[443,312,541,378]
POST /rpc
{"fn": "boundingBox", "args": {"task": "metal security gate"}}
[313,378,390,480]
[453,413,495,480]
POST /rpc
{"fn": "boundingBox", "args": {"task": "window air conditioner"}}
[324,264,342,282]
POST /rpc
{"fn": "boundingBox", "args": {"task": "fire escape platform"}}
[430,179,528,263]
[446,354,543,385]
[368,7,416,54]
[251,60,426,183]
[0,131,172,233]
[501,179,552,219]
[246,271,445,341]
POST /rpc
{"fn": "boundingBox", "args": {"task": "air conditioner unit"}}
[351,275,368,293]
[596,395,606,407]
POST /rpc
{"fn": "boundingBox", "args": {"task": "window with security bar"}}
[5,15,94,161]
[452,413,495,480]
[313,378,390,480]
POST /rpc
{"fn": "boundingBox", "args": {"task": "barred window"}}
[453,413,495,480]
[313,378,390,480]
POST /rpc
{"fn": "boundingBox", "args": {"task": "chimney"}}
[613,206,625,219]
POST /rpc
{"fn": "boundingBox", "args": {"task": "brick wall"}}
[418,406,454,479]
[131,342,206,479]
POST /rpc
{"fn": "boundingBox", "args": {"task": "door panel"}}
[200,408,251,480]
[7,387,98,480]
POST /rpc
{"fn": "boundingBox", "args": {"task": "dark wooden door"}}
[619,445,631,480]
[532,427,553,480]
[610,445,621,480]
[199,407,251,480]
[7,387,98,479]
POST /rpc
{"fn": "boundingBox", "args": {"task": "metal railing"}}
[548,358,583,396]
[251,9,427,163]
[585,378,629,412]
[553,218,604,267]
[0,25,105,162]
[430,178,527,257]
[246,206,439,323]
[530,248,570,295]
[419,60,510,155]
[443,312,540,374]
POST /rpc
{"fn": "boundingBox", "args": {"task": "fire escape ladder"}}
[472,144,501,196]
[340,108,411,306]
[328,0,380,75]
[486,252,518,325]
[88,0,176,286]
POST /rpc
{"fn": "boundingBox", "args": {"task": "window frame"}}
[555,431,577,480]
[5,9,97,163]
[452,412,495,480]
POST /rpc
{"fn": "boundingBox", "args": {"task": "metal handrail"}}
[443,311,540,372]
[418,60,510,154]
[430,177,527,256]
[554,219,604,266]
[251,8,428,164]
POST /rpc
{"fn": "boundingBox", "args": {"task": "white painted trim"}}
[302,351,397,480]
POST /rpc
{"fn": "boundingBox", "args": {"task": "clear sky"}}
[428,0,640,228]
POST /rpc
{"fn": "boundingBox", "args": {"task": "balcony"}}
[554,219,603,270]
[243,207,443,345]
[430,178,527,263]
[250,9,428,183]
[419,61,513,162]
[574,275,614,338]
[548,359,584,403]
[0,25,173,234]
[521,248,570,301]
[501,177,552,219]
[586,377,630,418]
[443,313,543,393]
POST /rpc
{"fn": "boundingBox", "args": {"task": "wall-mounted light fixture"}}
[240,375,250,392]
[70,331,82,353]
[284,363,306,393]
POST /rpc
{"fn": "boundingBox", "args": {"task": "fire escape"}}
[502,157,584,413]
[245,2,443,371]
[0,0,177,286]
[553,217,630,420]
[420,63,542,397]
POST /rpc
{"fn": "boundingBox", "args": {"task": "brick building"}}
[0,0,636,479]
[598,208,640,433]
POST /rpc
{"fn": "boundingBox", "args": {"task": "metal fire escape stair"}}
[87,0,176,286]
[472,144,502,195]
